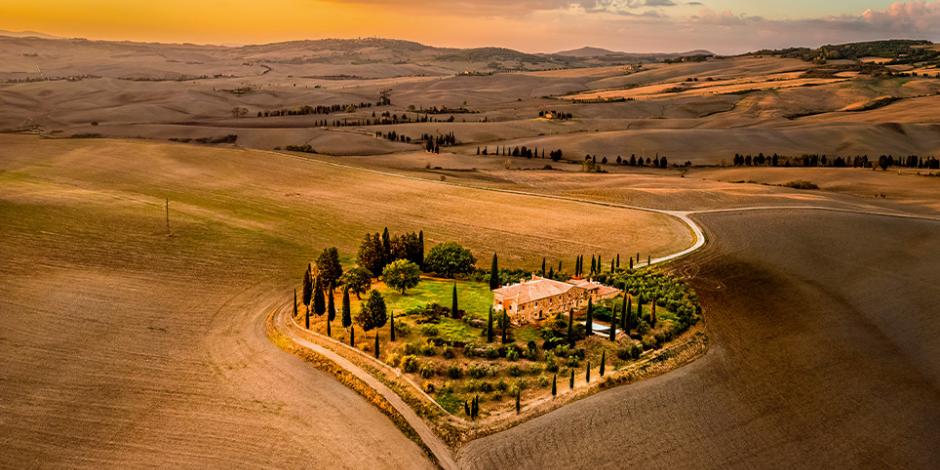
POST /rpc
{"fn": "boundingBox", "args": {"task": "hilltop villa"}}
[492,275,621,325]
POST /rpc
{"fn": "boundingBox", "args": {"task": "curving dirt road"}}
[458,209,940,469]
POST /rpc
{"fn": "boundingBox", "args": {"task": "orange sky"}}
[1,0,938,53]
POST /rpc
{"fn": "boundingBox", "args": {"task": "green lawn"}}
[379,277,493,319]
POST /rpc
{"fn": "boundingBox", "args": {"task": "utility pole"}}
[165,198,170,234]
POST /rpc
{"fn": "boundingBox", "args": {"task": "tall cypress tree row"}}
[489,254,499,289]
[487,307,494,343]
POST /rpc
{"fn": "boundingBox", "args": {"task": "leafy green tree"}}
[357,233,384,276]
[489,253,499,289]
[341,287,352,329]
[382,259,421,294]
[600,351,606,376]
[423,242,476,278]
[487,307,494,343]
[585,298,594,337]
[341,266,372,300]
[357,290,388,332]
[316,247,343,292]
[312,276,326,316]
[391,231,423,265]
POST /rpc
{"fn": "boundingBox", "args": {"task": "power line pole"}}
[165,198,170,234]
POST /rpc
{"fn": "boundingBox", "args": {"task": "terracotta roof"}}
[493,276,577,304]
[567,278,622,298]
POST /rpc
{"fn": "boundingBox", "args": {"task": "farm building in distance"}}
[492,275,621,325]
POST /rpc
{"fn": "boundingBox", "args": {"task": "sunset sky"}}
[2,1,939,53]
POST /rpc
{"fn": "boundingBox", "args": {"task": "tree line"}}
[733,153,939,169]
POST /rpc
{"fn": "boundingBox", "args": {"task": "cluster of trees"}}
[475,145,564,161]
[356,228,477,280]
[538,110,573,120]
[732,152,939,169]
[376,130,413,144]
[612,154,671,168]
[420,132,458,153]
[410,105,475,115]
[281,144,316,154]
[256,102,374,118]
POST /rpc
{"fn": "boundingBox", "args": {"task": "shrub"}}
[387,352,402,367]
[420,343,437,356]
[468,364,490,378]
[480,381,494,393]
[402,355,419,373]
[544,351,559,372]
[419,362,437,379]
[496,379,509,392]
[420,324,440,338]
[442,346,456,359]
[508,365,524,377]
[447,365,463,379]
[424,382,436,393]
[506,347,520,362]
[394,322,411,337]
[537,374,550,388]
[403,342,421,355]
[784,180,819,190]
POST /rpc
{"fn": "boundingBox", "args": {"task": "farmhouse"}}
[492,275,621,325]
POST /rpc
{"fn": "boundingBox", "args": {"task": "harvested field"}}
[459,210,940,469]
[0,135,692,467]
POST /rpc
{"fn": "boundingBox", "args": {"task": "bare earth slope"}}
[459,210,940,469]
[0,136,691,467]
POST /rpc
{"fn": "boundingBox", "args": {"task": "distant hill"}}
[0,29,60,40]
[749,39,937,65]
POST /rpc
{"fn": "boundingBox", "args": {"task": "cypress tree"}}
[548,266,554,279]
[541,257,546,276]
[390,311,396,341]
[567,309,575,348]
[501,309,508,344]
[622,295,630,332]
[648,255,651,266]
[600,351,606,376]
[418,230,424,269]
[374,333,380,359]
[350,325,355,347]
[616,253,620,269]
[590,255,596,275]
[487,307,494,343]
[609,307,617,341]
[302,264,313,308]
[326,283,336,337]
[313,276,326,316]
[558,260,562,273]
[551,373,557,397]
[585,298,594,337]
[471,395,479,420]
[610,258,615,273]
[598,255,602,273]
[464,400,471,417]
[341,287,352,329]
[515,389,521,414]
[569,369,575,389]
[451,283,459,317]
[381,227,391,265]
[637,299,643,327]
[489,254,499,289]
[586,361,591,383]
[293,289,298,318]
[629,258,634,270]
[305,308,310,329]
[636,252,640,264]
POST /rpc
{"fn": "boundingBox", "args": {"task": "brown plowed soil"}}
[458,210,940,469]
